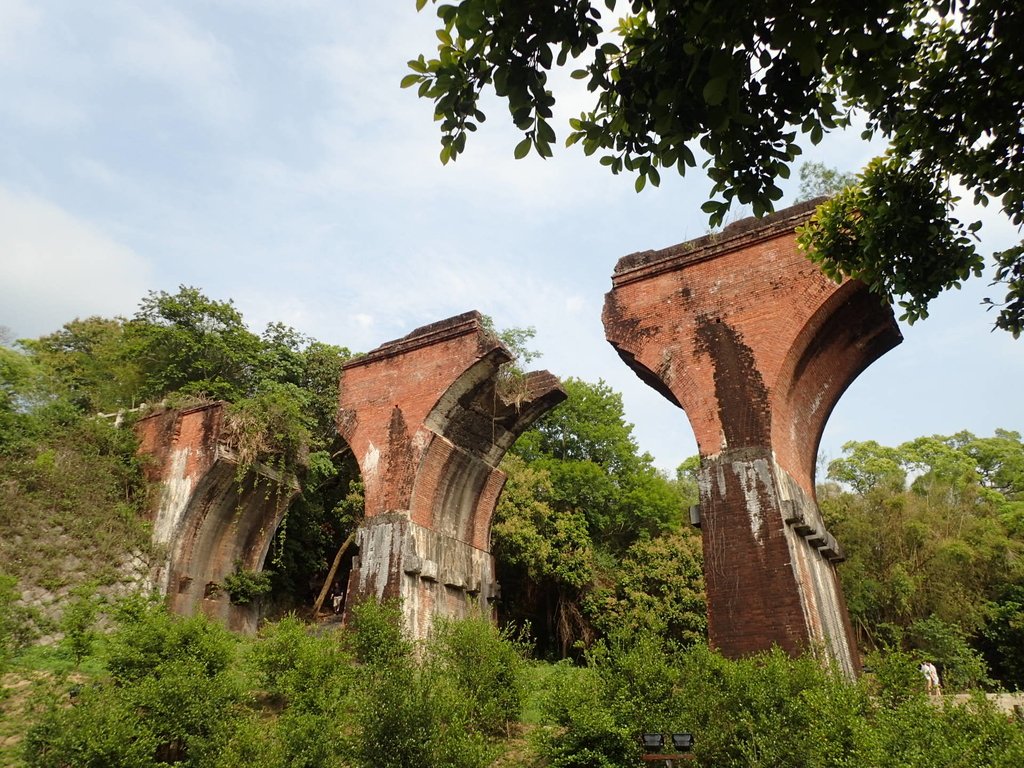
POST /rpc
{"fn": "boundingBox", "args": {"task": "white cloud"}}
[0,186,153,339]
[0,0,40,63]
[565,295,585,314]
[107,4,247,128]
[70,157,125,189]
[279,13,628,215]
[0,1,91,131]
[3,93,89,132]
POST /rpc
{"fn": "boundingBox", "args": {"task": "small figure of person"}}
[919,660,941,695]
[331,590,343,614]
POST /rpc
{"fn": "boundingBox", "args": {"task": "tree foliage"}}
[494,378,702,655]
[796,161,856,202]
[797,155,984,325]
[584,532,707,646]
[821,430,1024,689]
[4,286,360,618]
[512,378,684,546]
[17,318,137,413]
[123,287,264,403]
[407,1,1024,334]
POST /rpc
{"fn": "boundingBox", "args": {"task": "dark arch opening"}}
[263,434,364,623]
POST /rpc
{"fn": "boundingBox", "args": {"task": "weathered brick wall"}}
[135,404,296,633]
[603,200,902,674]
[338,311,565,639]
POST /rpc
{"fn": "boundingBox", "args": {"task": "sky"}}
[0,1,1021,474]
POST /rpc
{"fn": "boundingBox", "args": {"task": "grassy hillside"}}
[0,405,154,644]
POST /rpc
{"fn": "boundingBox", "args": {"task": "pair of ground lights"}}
[641,733,696,765]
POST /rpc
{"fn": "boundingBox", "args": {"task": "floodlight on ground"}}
[641,733,664,750]
[671,733,693,751]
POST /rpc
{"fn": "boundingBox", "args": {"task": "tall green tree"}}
[0,345,44,448]
[123,287,264,403]
[406,1,1024,334]
[494,378,701,655]
[821,431,1024,687]
[18,317,138,413]
[511,378,684,548]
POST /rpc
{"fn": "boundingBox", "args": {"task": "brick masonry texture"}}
[603,200,903,675]
[135,403,297,633]
[338,311,566,639]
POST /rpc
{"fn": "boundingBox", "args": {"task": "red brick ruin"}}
[337,311,566,638]
[135,200,902,668]
[603,199,903,675]
[135,403,297,633]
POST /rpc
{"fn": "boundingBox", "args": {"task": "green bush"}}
[106,594,236,683]
[675,646,863,768]
[25,597,246,767]
[344,602,497,768]
[537,662,635,768]
[60,584,100,666]
[24,686,158,768]
[427,614,526,736]
[249,615,354,714]
[870,694,1024,768]
[535,632,1024,768]
[863,647,928,705]
[220,565,273,606]
[244,616,355,767]
[347,597,411,666]
[191,711,285,768]
[347,658,492,768]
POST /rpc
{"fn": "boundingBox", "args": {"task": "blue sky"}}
[1,1,1020,473]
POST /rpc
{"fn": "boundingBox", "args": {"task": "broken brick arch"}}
[603,199,903,676]
[337,311,566,639]
[135,314,564,638]
[135,403,297,634]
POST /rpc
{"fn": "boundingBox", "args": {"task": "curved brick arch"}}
[135,404,298,633]
[773,278,902,493]
[164,455,291,632]
[337,312,566,639]
[603,200,903,676]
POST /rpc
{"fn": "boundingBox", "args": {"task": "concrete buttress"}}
[602,199,903,676]
[337,311,566,639]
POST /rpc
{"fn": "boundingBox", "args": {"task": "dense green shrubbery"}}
[538,627,1024,768]
[220,565,273,607]
[14,595,1024,768]
[428,614,527,737]
[345,600,516,768]
[59,584,100,666]
[21,597,525,768]
[25,595,243,768]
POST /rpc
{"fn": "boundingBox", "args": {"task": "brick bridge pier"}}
[337,311,566,639]
[603,200,903,675]
[135,403,298,633]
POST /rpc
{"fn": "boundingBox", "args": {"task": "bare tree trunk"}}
[312,530,356,617]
